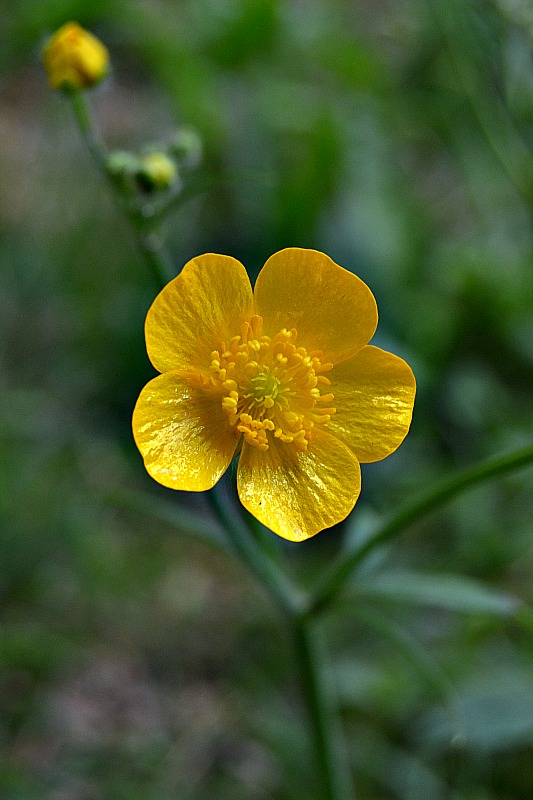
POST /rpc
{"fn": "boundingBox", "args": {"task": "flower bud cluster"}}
[107,148,179,194]
[106,127,203,195]
[44,24,203,203]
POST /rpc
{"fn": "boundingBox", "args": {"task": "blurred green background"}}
[2,1,533,798]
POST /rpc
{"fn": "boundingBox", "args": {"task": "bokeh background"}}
[2,1,533,798]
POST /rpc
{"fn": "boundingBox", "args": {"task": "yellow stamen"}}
[207,318,335,452]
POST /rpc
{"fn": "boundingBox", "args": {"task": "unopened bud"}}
[107,150,140,177]
[169,128,203,169]
[106,150,142,193]
[43,22,109,91]
[138,152,178,192]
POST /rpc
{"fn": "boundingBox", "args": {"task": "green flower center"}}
[249,369,281,404]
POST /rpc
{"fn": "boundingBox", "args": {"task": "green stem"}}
[67,89,174,288]
[208,483,354,799]
[68,88,108,168]
[311,444,533,614]
[292,616,355,800]
[134,224,176,288]
[68,85,353,800]
[207,483,307,618]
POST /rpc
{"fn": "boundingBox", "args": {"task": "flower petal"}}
[133,372,238,491]
[146,253,254,374]
[253,248,377,364]
[237,430,361,541]
[328,345,416,463]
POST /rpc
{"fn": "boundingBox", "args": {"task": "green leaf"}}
[352,569,522,617]
[418,667,533,754]
[355,728,455,800]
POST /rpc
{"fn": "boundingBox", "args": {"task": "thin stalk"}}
[208,484,354,799]
[292,616,355,800]
[68,88,108,167]
[207,483,307,618]
[134,225,176,288]
[311,444,533,614]
[69,85,354,800]
[67,89,174,288]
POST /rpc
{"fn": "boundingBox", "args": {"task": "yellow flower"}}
[43,22,109,91]
[133,249,416,541]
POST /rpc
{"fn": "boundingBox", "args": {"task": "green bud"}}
[106,150,143,194]
[107,150,141,177]
[137,152,179,192]
[169,128,203,169]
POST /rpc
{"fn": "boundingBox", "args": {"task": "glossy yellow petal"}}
[146,254,254,374]
[133,372,238,491]
[237,430,361,541]
[328,345,416,463]
[253,248,377,365]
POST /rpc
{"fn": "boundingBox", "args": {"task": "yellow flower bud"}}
[139,152,178,191]
[43,22,109,91]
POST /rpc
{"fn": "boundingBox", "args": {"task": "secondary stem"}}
[68,89,174,288]
[311,443,533,614]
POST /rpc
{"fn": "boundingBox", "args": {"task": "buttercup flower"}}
[43,22,109,91]
[133,249,416,541]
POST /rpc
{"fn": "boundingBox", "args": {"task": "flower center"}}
[208,315,336,452]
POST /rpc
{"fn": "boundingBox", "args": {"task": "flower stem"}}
[292,616,355,800]
[133,225,176,289]
[67,89,175,288]
[208,483,354,798]
[68,88,108,167]
[207,482,307,618]
[311,443,533,614]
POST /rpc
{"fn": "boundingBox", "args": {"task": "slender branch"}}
[207,482,307,618]
[68,88,108,167]
[68,85,353,800]
[133,225,176,288]
[292,616,355,800]
[67,89,174,288]
[310,444,533,614]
